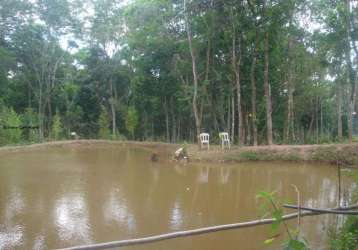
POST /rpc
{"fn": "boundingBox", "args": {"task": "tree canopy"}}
[0,0,357,145]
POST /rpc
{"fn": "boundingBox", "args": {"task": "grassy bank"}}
[0,140,177,154]
[1,140,358,166]
[188,143,358,166]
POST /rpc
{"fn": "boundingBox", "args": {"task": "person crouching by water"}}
[174,147,189,162]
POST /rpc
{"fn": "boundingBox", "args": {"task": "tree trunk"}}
[286,87,295,142]
[286,37,295,143]
[231,8,243,145]
[320,98,324,136]
[227,95,231,133]
[38,82,44,141]
[316,97,319,142]
[250,30,259,146]
[231,94,235,143]
[245,112,250,144]
[337,81,343,141]
[47,95,52,138]
[170,97,176,143]
[109,79,116,138]
[143,111,148,140]
[344,0,356,143]
[264,32,273,145]
[184,0,201,146]
[164,97,170,142]
[348,100,354,143]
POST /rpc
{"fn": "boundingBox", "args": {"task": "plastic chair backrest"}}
[200,133,209,142]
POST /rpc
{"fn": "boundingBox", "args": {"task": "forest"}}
[0,0,357,146]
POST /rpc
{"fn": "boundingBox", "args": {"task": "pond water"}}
[0,144,355,250]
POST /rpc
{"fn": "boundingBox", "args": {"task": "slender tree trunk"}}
[344,0,356,143]
[316,97,319,142]
[184,0,201,146]
[309,109,315,137]
[320,99,324,136]
[264,32,273,145]
[231,8,243,145]
[286,87,295,141]
[38,83,44,141]
[348,100,354,143]
[170,98,176,143]
[47,95,52,137]
[143,111,148,140]
[337,81,343,141]
[151,119,154,140]
[286,36,295,143]
[227,96,231,132]
[164,97,170,142]
[245,112,250,144]
[250,30,259,146]
[231,94,235,143]
[177,119,181,142]
[109,79,116,138]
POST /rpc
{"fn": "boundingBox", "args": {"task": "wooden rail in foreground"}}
[57,204,358,250]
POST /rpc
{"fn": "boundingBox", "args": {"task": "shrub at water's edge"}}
[329,176,358,249]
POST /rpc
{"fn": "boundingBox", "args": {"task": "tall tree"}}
[184,0,201,146]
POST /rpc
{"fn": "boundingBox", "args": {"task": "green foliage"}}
[0,106,22,145]
[21,108,38,142]
[51,110,63,141]
[257,191,309,250]
[0,0,357,146]
[98,105,111,139]
[126,106,139,139]
[330,176,358,249]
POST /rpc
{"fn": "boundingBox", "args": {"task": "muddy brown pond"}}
[0,144,356,250]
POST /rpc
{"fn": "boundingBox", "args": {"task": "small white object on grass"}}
[70,131,79,139]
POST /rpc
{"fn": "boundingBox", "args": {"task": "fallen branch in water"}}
[283,204,358,215]
[57,203,358,250]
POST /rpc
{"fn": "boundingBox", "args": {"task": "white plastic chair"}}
[219,132,230,150]
[71,131,79,140]
[199,133,210,150]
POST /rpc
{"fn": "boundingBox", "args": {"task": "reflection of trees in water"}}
[197,166,209,183]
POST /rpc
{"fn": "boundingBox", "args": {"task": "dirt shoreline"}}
[1,140,358,166]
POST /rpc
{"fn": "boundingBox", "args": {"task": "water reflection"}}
[33,234,45,250]
[219,167,231,184]
[103,191,136,232]
[5,187,25,220]
[0,187,25,249]
[170,199,183,230]
[0,146,356,250]
[197,166,209,183]
[0,224,24,249]
[54,193,92,243]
